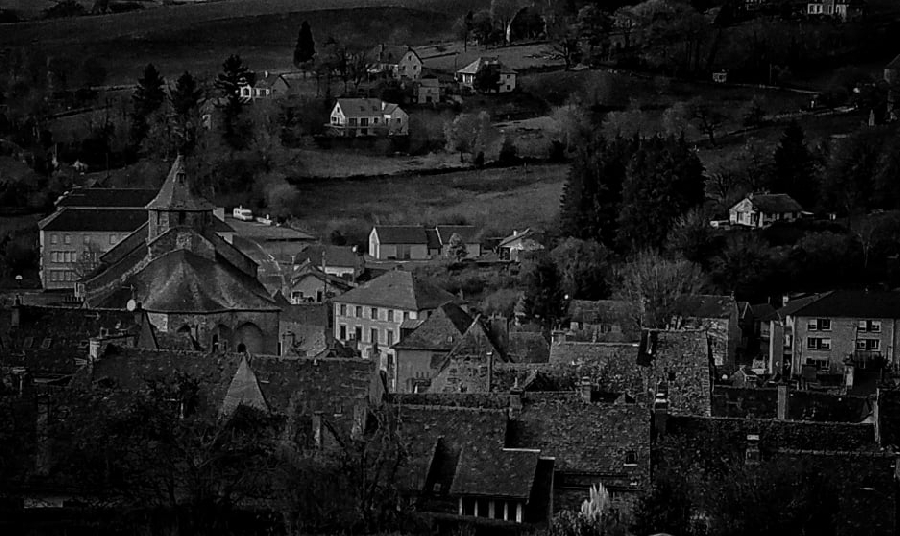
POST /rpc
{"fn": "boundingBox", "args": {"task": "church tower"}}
[145,155,216,242]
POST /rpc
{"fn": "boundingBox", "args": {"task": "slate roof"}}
[457,57,517,75]
[749,302,776,320]
[56,188,159,208]
[451,448,539,499]
[672,294,738,320]
[221,356,269,416]
[336,98,389,115]
[374,225,428,245]
[254,73,290,89]
[498,228,535,248]
[742,193,803,214]
[392,302,473,351]
[290,266,355,292]
[145,156,215,211]
[294,244,362,269]
[760,294,826,322]
[507,331,550,363]
[39,208,148,233]
[790,290,900,319]
[108,249,278,313]
[435,225,479,245]
[333,270,455,311]
[548,341,644,394]
[370,45,420,64]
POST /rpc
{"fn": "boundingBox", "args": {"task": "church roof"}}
[145,156,215,212]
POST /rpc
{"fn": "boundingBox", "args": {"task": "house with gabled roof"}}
[367,44,423,80]
[392,302,474,393]
[456,57,517,94]
[498,228,543,262]
[368,224,481,260]
[76,156,281,355]
[729,193,804,228]
[293,244,363,281]
[327,98,408,137]
[239,71,291,101]
[333,269,456,373]
[288,264,355,304]
[671,294,741,372]
[428,314,507,394]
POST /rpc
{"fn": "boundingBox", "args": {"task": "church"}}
[76,157,281,354]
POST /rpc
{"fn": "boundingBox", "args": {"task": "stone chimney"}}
[509,387,524,420]
[579,376,592,403]
[11,294,22,328]
[777,384,789,420]
[653,382,669,437]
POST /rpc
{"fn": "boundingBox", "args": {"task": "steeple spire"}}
[146,155,215,212]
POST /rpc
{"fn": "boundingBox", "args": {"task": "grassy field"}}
[291,163,568,243]
[419,42,565,72]
[297,149,467,178]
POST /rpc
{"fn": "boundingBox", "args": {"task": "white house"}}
[368,45,423,80]
[498,228,543,262]
[728,193,803,229]
[239,72,291,101]
[328,98,409,137]
[456,57,517,94]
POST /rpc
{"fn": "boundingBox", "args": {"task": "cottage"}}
[415,76,441,104]
[498,228,544,262]
[293,244,363,281]
[368,224,481,260]
[368,45,423,80]
[456,57,517,94]
[729,193,803,228]
[239,72,291,101]
[671,294,742,372]
[288,265,355,304]
[327,98,409,137]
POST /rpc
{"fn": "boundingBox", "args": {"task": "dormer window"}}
[176,172,186,183]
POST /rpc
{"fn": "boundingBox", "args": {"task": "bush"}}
[498,137,518,165]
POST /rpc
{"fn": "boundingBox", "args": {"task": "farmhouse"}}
[415,75,441,104]
[327,98,409,137]
[728,193,803,228]
[239,72,291,100]
[368,45,423,80]
[456,57,517,94]
[498,228,543,262]
[368,225,481,260]
[806,0,866,20]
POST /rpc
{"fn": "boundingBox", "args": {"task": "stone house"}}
[327,98,409,137]
[428,316,506,394]
[77,157,281,355]
[293,244,363,282]
[332,269,456,377]
[456,57,517,94]
[671,294,742,372]
[639,329,714,417]
[566,299,639,342]
[288,265,355,304]
[367,45,423,80]
[415,76,441,104]
[729,193,804,229]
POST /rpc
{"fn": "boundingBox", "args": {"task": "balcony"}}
[848,350,883,369]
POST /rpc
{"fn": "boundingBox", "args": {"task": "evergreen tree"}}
[617,136,705,252]
[215,55,255,151]
[169,71,203,155]
[130,63,166,147]
[293,21,316,67]
[521,251,565,328]
[771,120,816,209]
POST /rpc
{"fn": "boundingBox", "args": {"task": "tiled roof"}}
[508,396,651,478]
[336,98,387,115]
[108,249,278,313]
[507,331,550,363]
[743,193,803,214]
[457,57,516,75]
[290,266,355,291]
[790,290,900,319]
[451,448,539,499]
[56,187,158,208]
[146,156,215,211]
[39,208,148,233]
[392,302,473,351]
[255,73,290,89]
[333,270,455,311]
[294,244,361,268]
[424,228,440,251]
[549,341,644,394]
[748,302,776,320]
[760,294,826,322]
[435,225,479,245]
[370,45,419,64]
[373,225,428,245]
[221,356,269,416]
[673,294,738,320]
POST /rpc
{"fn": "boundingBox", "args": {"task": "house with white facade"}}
[456,57,517,94]
[368,45,423,80]
[327,98,409,137]
[239,72,291,101]
[728,193,803,229]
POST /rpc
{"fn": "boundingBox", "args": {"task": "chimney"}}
[782,294,790,307]
[777,383,789,420]
[11,294,22,328]
[580,376,592,403]
[509,388,524,420]
[653,382,668,437]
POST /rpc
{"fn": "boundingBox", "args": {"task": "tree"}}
[550,237,612,301]
[444,112,498,161]
[685,97,727,146]
[667,208,721,267]
[470,10,495,45]
[44,0,85,19]
[169,71,203,155]
[454,11,475,52]
[771,120,816,209]
[293,21,316,67]
[521,251,566,328]
[130,63,166,147]
[215,55,255,151]
[491,0,524,44]
[498,136,518,165]
[613,250,708,329]
[473,64,502,93]
[448,232,467,262]
[617,135,706,252]
[548,18,582,70]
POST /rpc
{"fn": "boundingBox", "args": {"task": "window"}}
[109,234,118,244]
[856,339,881,351]
[624,450,638,466]
[64,234,72,245]
[360,118,369,126]
[340,304,347,316]
[858,320,882,333]
[291,291,303,304]
[807,318,831,331]
[354,326,362,341]
[806,358,830,371]
[339,325,347,340]
[396,118,401,124]
[370,328,379,344]
[355,306,362,318]
[51,234,58,245]
[349,118,357,126]
[178,211,186,225]
[807,337,832,351]
[371,307,378,320]
[387,330,394,346]
[374,117,379,124]
[41,338,51,349]
[403,311,410,321]
[387,309,394,322]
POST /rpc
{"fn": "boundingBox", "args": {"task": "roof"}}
[748,302,776,320]
[224,217,316,241]
[294,244,361,268]
[392,302,473,351]
[436,225,479,245]
[424,228,441,251]
[56,188,158,208]
[145,156,216,212]
[761,294,826,322]
[450,448,539,499]
[790,290,900,319]
[888,53,900,70]
[549,341,644,394]
[737,193,803,214]
[333,270,455,311]
[507,331,550,364]
[221,356,269,416]
[370,45,420,64]
[290,266,355,291]
[108,249,278,313]
[568,299,634,325]
[254,72,290,89]
[498,228,538,248]
[373,225,428,245]
[457,57,517,75]
[672,294,738,320]
[39,208,149,233]
[335,98,389,115]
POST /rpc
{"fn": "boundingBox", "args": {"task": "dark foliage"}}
[130,64,166,148]
[215,55,256,151]
[293,21,317,67]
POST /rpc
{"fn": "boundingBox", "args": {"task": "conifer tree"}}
[293,21,316,67]
[130,63,166,147]
[169,71,203,155]
[772,120,815,209]
[215,55,255,150]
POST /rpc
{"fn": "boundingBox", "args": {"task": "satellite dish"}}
[126,299,137,312]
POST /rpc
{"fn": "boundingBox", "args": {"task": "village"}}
[3,0,900,534]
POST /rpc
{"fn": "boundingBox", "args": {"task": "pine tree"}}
[130,63,166,147]
[293,21,316,67]
[215,55,255,151]
[772,120,815,209]
[169,71,203,155]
